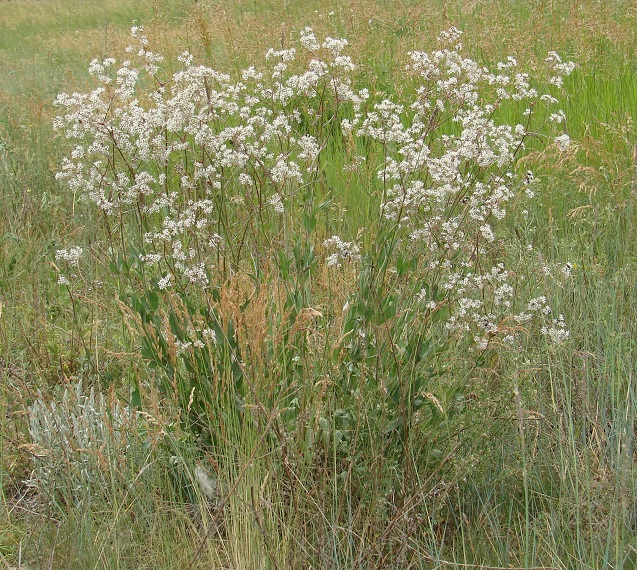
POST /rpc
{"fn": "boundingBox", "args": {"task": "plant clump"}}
[50,24,573,467]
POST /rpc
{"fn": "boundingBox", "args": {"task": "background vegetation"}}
[1,0,636,568]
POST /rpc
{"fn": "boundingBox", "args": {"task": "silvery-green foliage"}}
[27,382,154,509]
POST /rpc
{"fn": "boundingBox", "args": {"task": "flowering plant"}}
[53,25,573,445]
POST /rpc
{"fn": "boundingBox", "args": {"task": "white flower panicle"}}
[554,133,571,151]
[324,235,361,267]
[54,246,84,286]
[269,193,285,213]
[350,28,572,347]
[545,51,576,88]
[541,315,570,343]
[55,246,84,266]
[54,26,371,292]
[54,26,571,348]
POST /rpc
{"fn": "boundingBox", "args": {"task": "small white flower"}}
[324,235,361,266]
[561,262,573,278]
[202,328,217,343]
[554,133,570,151]
[157,274,172,290]
[269,193,284,214]
[55,246,84,266]
[549,110,566,124]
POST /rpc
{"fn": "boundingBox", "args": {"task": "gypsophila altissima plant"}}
[52,25,573,447]
[329,28,574,444]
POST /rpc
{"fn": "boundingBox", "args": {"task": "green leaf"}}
[302,210,317,233]
[130,386,142,410]
[169,312,182,337]
[372,292,398,325]
[277,249,290,280]
[396,253,417,276]
[146,291,159,312]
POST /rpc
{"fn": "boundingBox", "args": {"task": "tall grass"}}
[2,1,637,568]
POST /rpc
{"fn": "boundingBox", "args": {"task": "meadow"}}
[1,0,637,568]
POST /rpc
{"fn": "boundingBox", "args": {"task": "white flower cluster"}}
[346,28,573,347]
[54,246,84,285]
[54,27,367,290]
[269,193,285,213]
[164,318,219,357]
[55,246,83,266]
[546,51,576,88]
[541,314,570,343]
[324,235,361,267]
[554,133,571,151]
[53,26,572,350]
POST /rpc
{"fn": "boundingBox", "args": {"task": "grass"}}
[1,0,637,568]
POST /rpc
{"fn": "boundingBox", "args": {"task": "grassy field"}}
[1,0,637,568]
